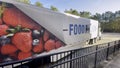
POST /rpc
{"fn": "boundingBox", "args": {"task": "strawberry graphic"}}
[12,32,32,53]
[55,41,64,49]
[0,35,11,46]
[3,7,41,30]
[43,30,50,42]
[0,25,9,36]
[1,44,18,55]
[33,38,44,53]
[0,19,2,25]
[44,39,56,52]
[0,5,5,25]
[18,52,32,60]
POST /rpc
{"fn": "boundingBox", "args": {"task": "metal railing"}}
[0,40,120,68]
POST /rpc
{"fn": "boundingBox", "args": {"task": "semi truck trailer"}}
[0,0,101,65]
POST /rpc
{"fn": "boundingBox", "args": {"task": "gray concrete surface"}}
[104,54,120,68]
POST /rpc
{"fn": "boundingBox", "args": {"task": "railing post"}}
[113,41,116,55]
[94,45,98,68]
[70,51,72,68]
[119,40,120,51]
[2,66,3,68]
[12,64,14,68]
[106,43,110,60]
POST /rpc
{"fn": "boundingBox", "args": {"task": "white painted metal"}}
[63,13,80,18]
[89,19,99,39]
[98,23,102,38]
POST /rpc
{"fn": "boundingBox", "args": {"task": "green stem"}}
[0,3,6,18]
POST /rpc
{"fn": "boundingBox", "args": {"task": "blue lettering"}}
[69,24,88,35]
[74,24,77,35]
[78,25,81,34]
[69,24,73,35]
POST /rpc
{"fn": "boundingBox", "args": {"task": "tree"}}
[91,13,102,22]
[91,13,101,20]
[50,6,58,11]
[115,10,120,17]
[79,11,91,18]
[64,9,79,16]
[35,1,43,7]
[17,0,31,4]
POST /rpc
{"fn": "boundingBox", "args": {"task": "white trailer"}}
[1,0,101,46]
[89,19,101,44]
[0,0,101,64]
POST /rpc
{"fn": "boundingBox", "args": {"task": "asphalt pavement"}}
[104,53,120,68]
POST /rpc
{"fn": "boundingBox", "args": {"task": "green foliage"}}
[64,9,91,18]
[79,11,91,18]
[50,6,58,11]
[101,18,120,32]
[92,11,120,33]
[35,1,43,7]
[91,13,101,20]
[17,0,31,4]
[64,9,79,16]
[0,3,5,18]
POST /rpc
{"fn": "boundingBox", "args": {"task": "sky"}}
[30,0,120,15]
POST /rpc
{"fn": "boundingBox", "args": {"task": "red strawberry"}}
[0,19,2,25]
[43,30,50,42]
[12,32,32,53]
[1,44,18,55]
[18,52,32,60]
[3,7,41,30]
[44,39,56,52]
[55,41,64,49]
[33,38,44,53]
[0,25,9,36]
